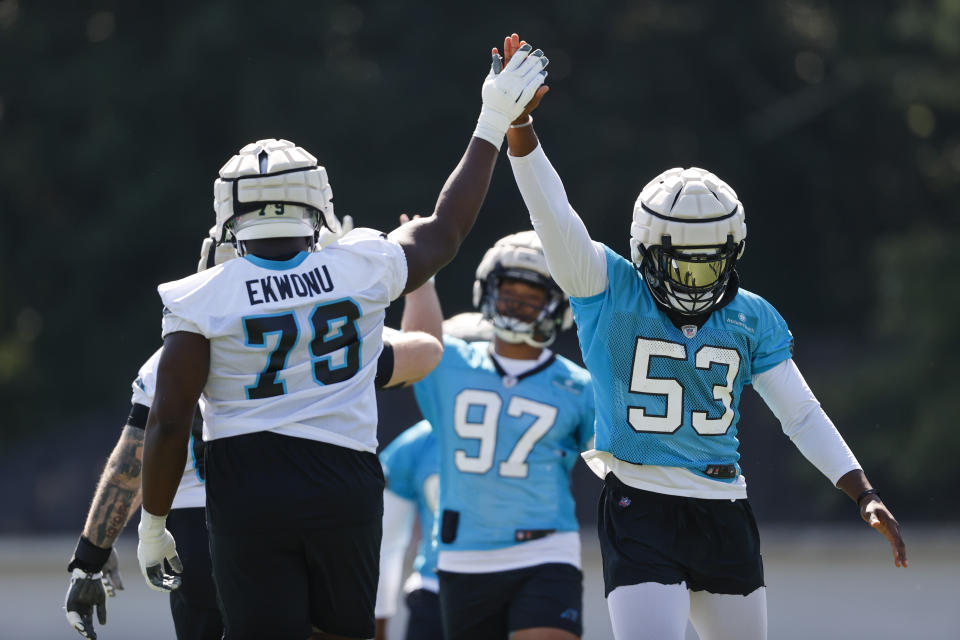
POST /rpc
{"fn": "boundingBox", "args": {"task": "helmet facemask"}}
[638,235,743,316]
[473,230,573,348]
[480,269,566,348]
[629,166,748,317]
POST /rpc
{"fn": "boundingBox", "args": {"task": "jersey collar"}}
[243,251,311,271]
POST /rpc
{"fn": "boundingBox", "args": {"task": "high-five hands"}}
[473,33,550,149]
[501,33,550,125]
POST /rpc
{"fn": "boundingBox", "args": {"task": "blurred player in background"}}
[500,33,906,640]
[374,313,494,640]
[64,225,443,640]
[375,418,440,640]
[137,36,550,640]
[404,232,595,640]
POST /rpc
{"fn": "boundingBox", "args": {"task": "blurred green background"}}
[0,1,957,531]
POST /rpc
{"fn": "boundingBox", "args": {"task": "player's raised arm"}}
[389,35,549,293]
[501,35,608,300]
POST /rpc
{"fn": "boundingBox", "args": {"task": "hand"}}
[502,33,550,124]
[317,214,354,248]
[64,568,107,639]
[861,497,908,567]
[137,510,183,592]
[101,548,124,597]
[473,33,550,148]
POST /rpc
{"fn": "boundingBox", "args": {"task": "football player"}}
[374,419,440,640]
[374,314,495,640]
[136,37,550,640]
[405,232,596,640]
[499,34,907,640]
[64,227,443,640]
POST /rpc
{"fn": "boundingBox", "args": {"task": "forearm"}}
[80,425,145,548]
[507,129,607,297]
[401,279,443,342]
[141,418,190,515]
[391,137,498,293]
[835,468,874,502]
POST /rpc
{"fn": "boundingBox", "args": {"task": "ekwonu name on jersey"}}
[157,228,408,452]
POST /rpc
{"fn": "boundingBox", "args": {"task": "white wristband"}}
[510,115,533,128]
[138,509,168,536]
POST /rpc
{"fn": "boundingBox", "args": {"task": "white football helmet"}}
[630,167,747,316]
[196,226,238,272]
[212,139,340,251]
[472,231,572,347]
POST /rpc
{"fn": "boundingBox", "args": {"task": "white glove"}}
[473,43,549,149]
[136,509,183,592]
[101,548,124,597]
[317,214,354,248]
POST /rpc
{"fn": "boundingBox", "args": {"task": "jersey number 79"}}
[242,298,362,399]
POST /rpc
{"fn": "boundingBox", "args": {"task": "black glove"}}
[65,536,114,639]
[64,567,107,639]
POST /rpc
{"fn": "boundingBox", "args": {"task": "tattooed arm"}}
[81,424,145,548]
[65,418,147,639]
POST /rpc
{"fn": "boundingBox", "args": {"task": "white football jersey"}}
[131,348,206,510]
[158,228,408,452]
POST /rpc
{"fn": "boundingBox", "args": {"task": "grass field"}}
[2,526,956,639]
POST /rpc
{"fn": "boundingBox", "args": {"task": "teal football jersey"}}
[570,245,793,481]
[379,420,439,581]
[413,337,594,552]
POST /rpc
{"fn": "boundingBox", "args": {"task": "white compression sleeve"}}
[374,489,416,619]
[509,143,608,298]
[752,359,860,484]
[689,588,767,640]
[608,582,690,640]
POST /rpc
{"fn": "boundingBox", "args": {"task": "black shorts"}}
[404,588,443,640]
[598,473,764,597]
[205,431,384,640]
[165,507,223,640]
[437,563,583,640]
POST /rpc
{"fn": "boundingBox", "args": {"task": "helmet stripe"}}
[639,202,739,224]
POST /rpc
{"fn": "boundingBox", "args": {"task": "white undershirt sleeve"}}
[374,489,416,619]
[752,359,860,485]
[508,143,608,298]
